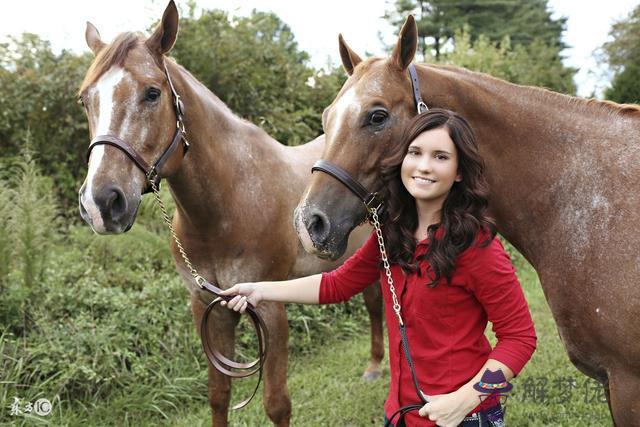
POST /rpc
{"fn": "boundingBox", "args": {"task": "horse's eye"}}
[369,110,388,126]
[145,87,161,102]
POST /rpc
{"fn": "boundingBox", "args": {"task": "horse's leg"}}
[260,301,292,426]
[607,368,640,426]
[190,292,238,427]
[362,282,384,380]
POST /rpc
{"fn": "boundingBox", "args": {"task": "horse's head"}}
[295,16,419,259]
[78,1,184,234]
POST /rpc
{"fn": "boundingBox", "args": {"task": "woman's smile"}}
[412,176,437,185]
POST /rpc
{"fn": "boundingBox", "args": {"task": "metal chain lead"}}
[148,174,205,289]
[369,207,404,326]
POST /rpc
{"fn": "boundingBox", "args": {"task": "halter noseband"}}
[86,61,189,194]
[311,63,428,217]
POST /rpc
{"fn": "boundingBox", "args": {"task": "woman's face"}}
[400,127,462,209]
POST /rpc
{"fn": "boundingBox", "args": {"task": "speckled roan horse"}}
[294,15,640,426]
[77,2,383,425]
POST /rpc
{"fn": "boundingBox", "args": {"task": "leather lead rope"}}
[149,177,268,410]
[368,207,428,427]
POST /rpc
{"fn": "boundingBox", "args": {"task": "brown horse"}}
[77,2,383,425]
[295,15,640,426]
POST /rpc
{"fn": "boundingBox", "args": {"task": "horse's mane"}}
[78,32,143,95]
[428,63,640,119]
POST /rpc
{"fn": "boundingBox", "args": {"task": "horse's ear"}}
[338,34,362,76]
[146,0,179,55]
[390,15,418,71]
[85,22,105,55]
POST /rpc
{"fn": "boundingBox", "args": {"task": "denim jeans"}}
[459,404,505,427]
[384,404,505,427]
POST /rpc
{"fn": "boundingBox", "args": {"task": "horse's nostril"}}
[308,210,330,245]
[109,188,126,221]
[94,186,127,222]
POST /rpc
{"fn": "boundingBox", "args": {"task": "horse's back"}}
[282,134,326,168]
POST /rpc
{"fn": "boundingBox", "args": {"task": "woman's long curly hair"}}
[379,108,496,286]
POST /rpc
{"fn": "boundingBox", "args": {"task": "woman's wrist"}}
[456,384,483,414]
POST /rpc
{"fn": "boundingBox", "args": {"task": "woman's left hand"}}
[418,390,474,427]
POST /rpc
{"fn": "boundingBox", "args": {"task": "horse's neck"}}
[164,62,283,229]
[422,65,637,266]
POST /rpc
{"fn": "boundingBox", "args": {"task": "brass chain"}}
[148,174,205,289]
[369,207,404,326]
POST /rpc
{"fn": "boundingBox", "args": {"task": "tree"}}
[384,0,567,60]
[170,9,344,146]
[0,34,91,213]
[445,27,576,94]
[383,0,576,94]
[605,63,640,104]
[602,6,640,103]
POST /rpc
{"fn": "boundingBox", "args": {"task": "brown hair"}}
[379,108,496,286]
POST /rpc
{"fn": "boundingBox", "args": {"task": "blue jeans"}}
[384,404,505,427]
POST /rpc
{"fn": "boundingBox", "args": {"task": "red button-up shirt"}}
[319,230,537,426]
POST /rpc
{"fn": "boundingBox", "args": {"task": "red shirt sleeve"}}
[318,231,381,304]
[463,236,537,376]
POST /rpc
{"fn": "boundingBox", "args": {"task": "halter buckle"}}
[417,101,428,114]
[364,192,381,211]
[146,166,158,182]
[177,119,186,134]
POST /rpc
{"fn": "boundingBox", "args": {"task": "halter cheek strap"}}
[408,63,428,114]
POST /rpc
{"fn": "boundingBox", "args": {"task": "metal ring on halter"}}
[417,101,428,114]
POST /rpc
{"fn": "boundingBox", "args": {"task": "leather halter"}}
[83,61,268,409]
[86,62,189,194]
[311,64,428,217]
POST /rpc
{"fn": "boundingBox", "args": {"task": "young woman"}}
[221,109,537,427]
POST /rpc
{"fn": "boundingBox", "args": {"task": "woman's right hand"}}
[219,283,263,314]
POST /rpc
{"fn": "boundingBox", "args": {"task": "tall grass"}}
[0,145,60,338]
[0,180,12,285]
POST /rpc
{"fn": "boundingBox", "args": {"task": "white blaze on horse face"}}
[82,67,125,233]
[329,87,361,137]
